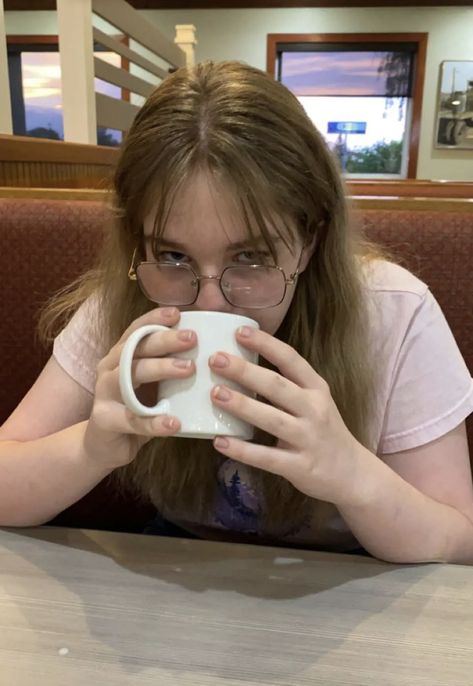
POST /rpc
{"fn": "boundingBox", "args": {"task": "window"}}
[7,36,127,146]
[268,34,427,179]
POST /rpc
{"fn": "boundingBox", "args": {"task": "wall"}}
[5,7,473,181]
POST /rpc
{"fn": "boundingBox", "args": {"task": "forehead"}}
[142,169,292,252]
[143,170,245,243]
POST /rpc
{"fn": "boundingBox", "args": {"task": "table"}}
[0,527,472,685]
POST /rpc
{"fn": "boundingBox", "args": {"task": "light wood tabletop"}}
[0,527,472,686]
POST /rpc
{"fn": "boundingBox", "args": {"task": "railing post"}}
[0,0,12,134]
[57,0,97,144]
[174,25,197,69]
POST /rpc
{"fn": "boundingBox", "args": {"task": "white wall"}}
[6,10,57,34]
[5,7,473,181]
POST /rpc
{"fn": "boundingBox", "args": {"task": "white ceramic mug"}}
[119,311,259,440]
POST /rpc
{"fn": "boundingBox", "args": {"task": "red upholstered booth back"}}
[0,199,155,532]
[1,198,472,532]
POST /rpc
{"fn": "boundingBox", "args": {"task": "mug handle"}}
[119,324,172,417]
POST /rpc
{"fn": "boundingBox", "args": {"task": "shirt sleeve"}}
[378,289,473,454]
[53,295,106,394]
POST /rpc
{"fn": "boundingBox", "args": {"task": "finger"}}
[211,384,301,444]
[132,357,195,387]
[100,357,195,398]
[107,328,196,371]
[134,328,196,359]
[235,326,326,391]
[118,306,180,345]
[93,399,181,437]
[213,434,291,479]
[104,314,195,372]
[209,352,311,417]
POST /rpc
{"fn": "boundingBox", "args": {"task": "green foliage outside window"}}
[344,140,403,174]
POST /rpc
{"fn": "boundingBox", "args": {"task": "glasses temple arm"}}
[128,248,138,280]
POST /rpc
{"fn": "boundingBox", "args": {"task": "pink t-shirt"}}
[53,260,473,549]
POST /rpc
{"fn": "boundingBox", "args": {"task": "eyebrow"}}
[143,236,282,251]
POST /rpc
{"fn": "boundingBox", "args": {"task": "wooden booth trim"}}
[1,137,471,197]
[0,135,119,165]
[4,1,472,8]
[0,187,113,201]
[348,180,473,200]
[1,186,472,213]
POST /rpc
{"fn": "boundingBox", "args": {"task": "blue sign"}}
[327,121,367,134]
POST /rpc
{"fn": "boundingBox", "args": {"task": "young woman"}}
[1,61,472,564]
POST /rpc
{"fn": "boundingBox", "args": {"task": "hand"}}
[209,326,365,507]
[83,307,196,469]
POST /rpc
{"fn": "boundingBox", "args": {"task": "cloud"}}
[23,87,61,100]
[281,52,388,79]
[291,85,382,96]
[23,64,61,80]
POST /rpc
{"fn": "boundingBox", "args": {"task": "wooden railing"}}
[89,0,189,135]
[55,0,195,144]
[0,0,196,143]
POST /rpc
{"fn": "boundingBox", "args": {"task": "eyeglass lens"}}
[136,263,286,308]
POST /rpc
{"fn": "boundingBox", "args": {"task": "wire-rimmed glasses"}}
[128,249,302,309]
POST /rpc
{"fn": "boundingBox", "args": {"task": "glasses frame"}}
[127,248,304,309]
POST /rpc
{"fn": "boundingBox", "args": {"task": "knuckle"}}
[96,353,112,375]
[270,372,287,395]
[135,331,164,358]
[90,400,111,428]
[318,376,331,396]
[126,410,154,436]
[142,418,163,437]
[281,342,299,366]
[269,411,289,436]
[230,389,245,411]
[231,355,245,375]
[95,367,113,394]
[316,400,331,427]
[133,358,159,383]
[140,414,176,436]
[306,390,319,413]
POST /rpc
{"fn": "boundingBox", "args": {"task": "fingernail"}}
[214,437,230,449]
[173,358,192,368]
[163,417,177,430]
[210,353,229,368]
[214,385,231,401]
[161,307,177,318]
[237,326,252,338]
[178,329,194,342]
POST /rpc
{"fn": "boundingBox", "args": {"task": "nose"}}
[193,277,233,313]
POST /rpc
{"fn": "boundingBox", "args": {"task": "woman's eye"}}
[156,251,189,264]
[235,250,270,264]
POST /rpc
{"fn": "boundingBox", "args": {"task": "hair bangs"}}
[215,160,299,263]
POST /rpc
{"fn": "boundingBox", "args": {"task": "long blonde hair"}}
[40,60,385,536]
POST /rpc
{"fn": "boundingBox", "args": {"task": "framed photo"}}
[435,61,473,149]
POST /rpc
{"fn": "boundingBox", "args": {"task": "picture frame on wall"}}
[435,60,473,149]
